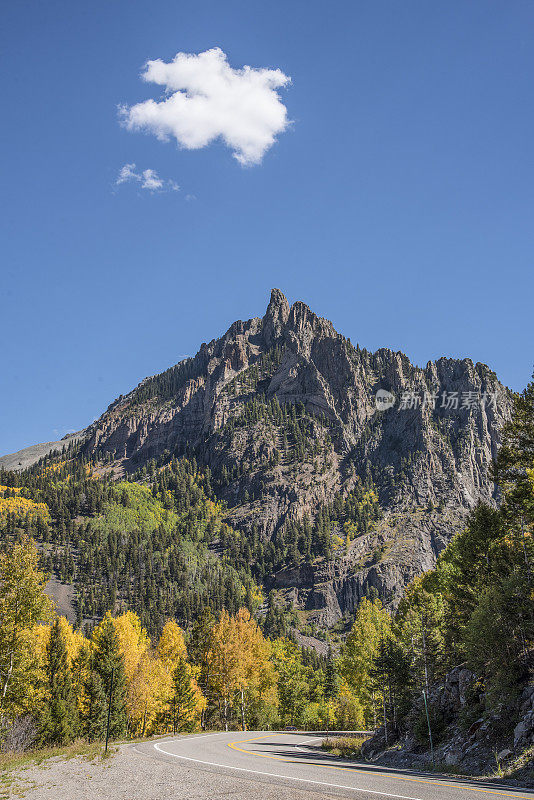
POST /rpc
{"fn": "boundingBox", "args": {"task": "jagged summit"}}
[84,287,510,488]
[266,287,290,317]
[263,288,290,346]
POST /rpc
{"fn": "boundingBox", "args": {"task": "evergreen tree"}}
[92,614,128,739]
[492,373,534,581]
[71,641,90,699]
[188,608,214,669]
[493,372,534,526]
[80,669,107,742]
[369,635,411,734]
[323,647,339,701]
[172,658,198,732]
[38,618,76,745]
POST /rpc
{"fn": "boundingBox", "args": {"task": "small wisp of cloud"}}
[118,47,291,166]
[115,163,179,193]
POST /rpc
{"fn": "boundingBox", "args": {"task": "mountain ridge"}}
[1,289,513,627]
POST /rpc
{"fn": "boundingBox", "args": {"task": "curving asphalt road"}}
[133,731,533,800]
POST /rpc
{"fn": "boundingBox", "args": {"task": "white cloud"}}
[116,163,138,184]
[115,163,179,192]
[140,168,163,191]
[119,47,291,166]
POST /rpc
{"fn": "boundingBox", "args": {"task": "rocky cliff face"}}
[82,290,512,624]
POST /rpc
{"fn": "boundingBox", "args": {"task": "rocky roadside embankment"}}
[361,667,534,787]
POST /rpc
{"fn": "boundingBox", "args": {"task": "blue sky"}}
[1,0,533,455]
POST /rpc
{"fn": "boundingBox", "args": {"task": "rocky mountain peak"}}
[79,289,513,624]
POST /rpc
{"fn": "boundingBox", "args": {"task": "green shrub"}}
[413,704,447,747]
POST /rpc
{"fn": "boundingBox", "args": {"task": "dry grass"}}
[322,735,368,759]
[0,739,115,798]
[0,740,116,799]
[0,739,112,771]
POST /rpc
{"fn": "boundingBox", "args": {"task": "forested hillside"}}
[0,437,380,642]
[0,455,263,636]
[0,373,532,777]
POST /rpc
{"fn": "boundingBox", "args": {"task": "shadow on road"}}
[244,739,534,794]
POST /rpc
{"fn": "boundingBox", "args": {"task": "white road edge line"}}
[293,736,322,752]
[156,732,226,743]
[152,740,424,800]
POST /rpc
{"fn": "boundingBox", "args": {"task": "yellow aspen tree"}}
[340,597,391,722]
[112,611,150,681]
[207,610,241,730]
[156,620,189,732]
[334,679,365,730]
[128,651,169,737]
[234,608,276,730]
[0,536,53,716]
[111,611,153,731]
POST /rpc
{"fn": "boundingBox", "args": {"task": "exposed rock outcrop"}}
[361,668,534,784]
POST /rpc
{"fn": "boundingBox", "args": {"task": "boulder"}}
[520,685,534,716]
[458,668,475,704]
[514,710,534,748]
[497,749,512,761]
[444,749,462,766]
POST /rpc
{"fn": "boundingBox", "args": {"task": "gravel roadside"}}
[4,741,333,800]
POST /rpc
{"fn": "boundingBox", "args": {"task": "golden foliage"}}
[112,611,150,682]
[208,608,275,728]
[111,612,181,736]
[340,597,391,711]
[127,651,169,736]
[0,496,50,523]
[157,620,187,671]
[0,537,54,715]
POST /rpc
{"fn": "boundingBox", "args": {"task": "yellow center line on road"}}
[227,735,531,799]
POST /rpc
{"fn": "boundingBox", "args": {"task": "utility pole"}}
[521,516,531,582]
[382,686,388,746]
[105,667,114,755]
[421,615,430,695]
[240,689,246,732]
[422,689,434,768]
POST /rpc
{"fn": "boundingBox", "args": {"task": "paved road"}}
[134,732,532,800]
